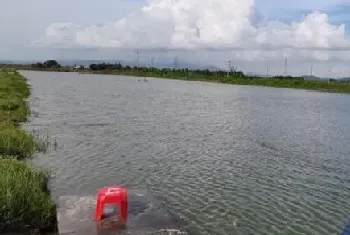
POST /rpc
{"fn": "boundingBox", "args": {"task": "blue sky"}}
[2,0,350,78]
[255,0,350,30]
[1,0,350,47]
[326,5,350,29]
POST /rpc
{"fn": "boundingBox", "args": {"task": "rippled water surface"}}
[21,70,350,235]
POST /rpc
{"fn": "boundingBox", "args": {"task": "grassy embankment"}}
[87,66,350,94]
[0,69,56,233]
[3,60,350,93]
[0,63,72,72]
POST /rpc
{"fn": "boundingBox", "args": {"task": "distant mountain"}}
[58,60,113,67]
[0,60,48,65]
[0,60,23,64]
[302,75,338,81]
[339,77,350,82]
[302,75,323,81]
[0,58,219,71]
[245,72,266,77]
[58,59,219,70]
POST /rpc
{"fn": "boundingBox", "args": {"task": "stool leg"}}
[120,203,127,221]
[120,194,128,221]
[94,199,103,221]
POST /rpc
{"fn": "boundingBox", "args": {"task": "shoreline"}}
[6,63,350,94]
[79,70,350,94]
[0,69,57,233]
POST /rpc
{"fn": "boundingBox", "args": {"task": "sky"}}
[2,0,350,77]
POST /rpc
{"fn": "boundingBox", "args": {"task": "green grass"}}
[86,67,350,94]
[5,61,350,94]
[0,69,35,159]
[0,124,35,159]
[0,69,30,124]
[0,158,56,232]
[0,69,56,232]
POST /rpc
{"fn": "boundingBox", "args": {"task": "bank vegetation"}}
[0,69,56,233]
[2,60,350,93]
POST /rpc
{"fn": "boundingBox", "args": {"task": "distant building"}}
[73,65,84,70]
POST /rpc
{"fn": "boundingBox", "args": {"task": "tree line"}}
[88,62,307,80]
[31,60,61,69]
[23,60,307,80]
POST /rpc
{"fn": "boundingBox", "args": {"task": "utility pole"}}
[174,56,178,69]
[310,64,313,76]
[265,60,270,77]
[284,57,288,76]
[136,49,140,67]
[266,64,269,77]
[227,60,231,77]
[150,56,154,68]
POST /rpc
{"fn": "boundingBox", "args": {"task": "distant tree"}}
[115,63,123,70]
[89,64,97,70]
[96,63,107,70]
[31,62,43,69]
[43,60,60,68]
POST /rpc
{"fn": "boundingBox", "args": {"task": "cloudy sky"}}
[2,0,350,77]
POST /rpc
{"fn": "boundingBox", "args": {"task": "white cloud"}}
[35,0,350,77]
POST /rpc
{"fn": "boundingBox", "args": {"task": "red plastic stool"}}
[94,185,128,222]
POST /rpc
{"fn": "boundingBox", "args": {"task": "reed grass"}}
[0,69,56,232]
[0,158,56,231]
[0,124,35,159]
